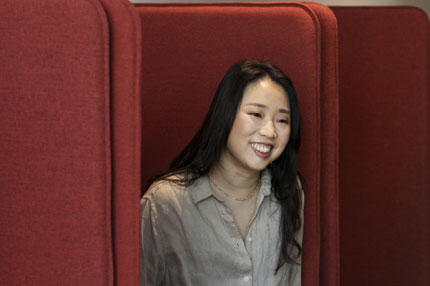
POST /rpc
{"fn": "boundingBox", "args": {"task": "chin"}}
[246,161,270,172]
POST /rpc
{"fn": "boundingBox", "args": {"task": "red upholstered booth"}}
[136,2,339,285]
[331,7,429,286]
[7,2,428,286]
[0,0,141,285]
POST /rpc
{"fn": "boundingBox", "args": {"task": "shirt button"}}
[247,237,252,242]
[243,276,249,282]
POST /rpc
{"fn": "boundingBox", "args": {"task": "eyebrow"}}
[245,103,290,114]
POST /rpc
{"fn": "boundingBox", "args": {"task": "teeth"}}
[251,143,271,153]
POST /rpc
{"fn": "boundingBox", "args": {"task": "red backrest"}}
[303,4,340,286]
[0,1,342,285]
[331,7,429,286]
[136,2,339,285]
[96,0,142,285]
[0,0,141,285]
[0,0,113,284]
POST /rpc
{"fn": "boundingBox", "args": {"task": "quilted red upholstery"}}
[135,2,340,285]
[0,0,141,285]
[331,7,429,286]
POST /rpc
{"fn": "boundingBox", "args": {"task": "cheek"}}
[277,129,291,150]
[270,129,291,160]
[230,114,255,136]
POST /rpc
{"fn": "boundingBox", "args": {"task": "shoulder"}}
[142,176,185,203]
[295,173,304,191]
[141,176,187,210]
[295,174,304,196]
[296,175,305,216]
[145,176,185,198]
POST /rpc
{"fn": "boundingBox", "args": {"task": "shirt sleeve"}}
[140,195,166,286]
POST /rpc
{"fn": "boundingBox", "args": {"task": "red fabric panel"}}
[94,1,142,285]
[136,3,321,285]
[331,7,429,286]
[0,0,113,285]
[304,3,340,286]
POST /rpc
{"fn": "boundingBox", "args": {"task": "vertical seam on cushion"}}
[303,4,341,286]
[118,1,143,285]
[299,5,322,286]
[83,0,113,285]
[93,0,141,285]
[331,7,341,286]
[426,9,430,281]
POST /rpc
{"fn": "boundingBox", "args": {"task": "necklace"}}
[208,174,261,201]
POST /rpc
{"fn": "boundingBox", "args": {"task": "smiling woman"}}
[140,60,304,286]
[223,77,292,173]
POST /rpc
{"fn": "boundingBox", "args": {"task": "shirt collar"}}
[259,169,272,196]
[189,169,272,205]
[188,175,215,204]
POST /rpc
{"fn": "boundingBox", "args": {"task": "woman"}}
[141,60,304,285]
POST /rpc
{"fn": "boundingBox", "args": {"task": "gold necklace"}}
[208,174,261,201]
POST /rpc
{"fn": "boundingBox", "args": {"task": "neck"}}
[209,162,260,193]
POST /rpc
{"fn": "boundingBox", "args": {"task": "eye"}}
[249,112,262,118]
[278,118,290,124]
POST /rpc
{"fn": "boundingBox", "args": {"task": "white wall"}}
[131,0,430,16]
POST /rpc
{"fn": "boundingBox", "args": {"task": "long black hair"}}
[151,59,303,270]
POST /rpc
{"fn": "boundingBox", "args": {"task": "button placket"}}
[245,235,253,252]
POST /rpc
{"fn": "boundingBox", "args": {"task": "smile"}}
[251,143,273,158]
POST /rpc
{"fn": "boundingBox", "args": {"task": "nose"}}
[259,120,277,138]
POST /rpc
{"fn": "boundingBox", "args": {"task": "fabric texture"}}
[302,3,340,286]
[0,0,112,285]
[141,170,303,286]
[94,0,142,285]
[136,3,323,285]
[331,6,429,286]
[0,0,142,285]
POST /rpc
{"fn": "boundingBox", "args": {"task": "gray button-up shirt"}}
[140,169,303,286]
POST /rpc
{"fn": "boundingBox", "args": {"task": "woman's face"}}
[221,77,291,173]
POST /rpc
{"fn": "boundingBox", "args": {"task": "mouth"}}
[251,143,273,158]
